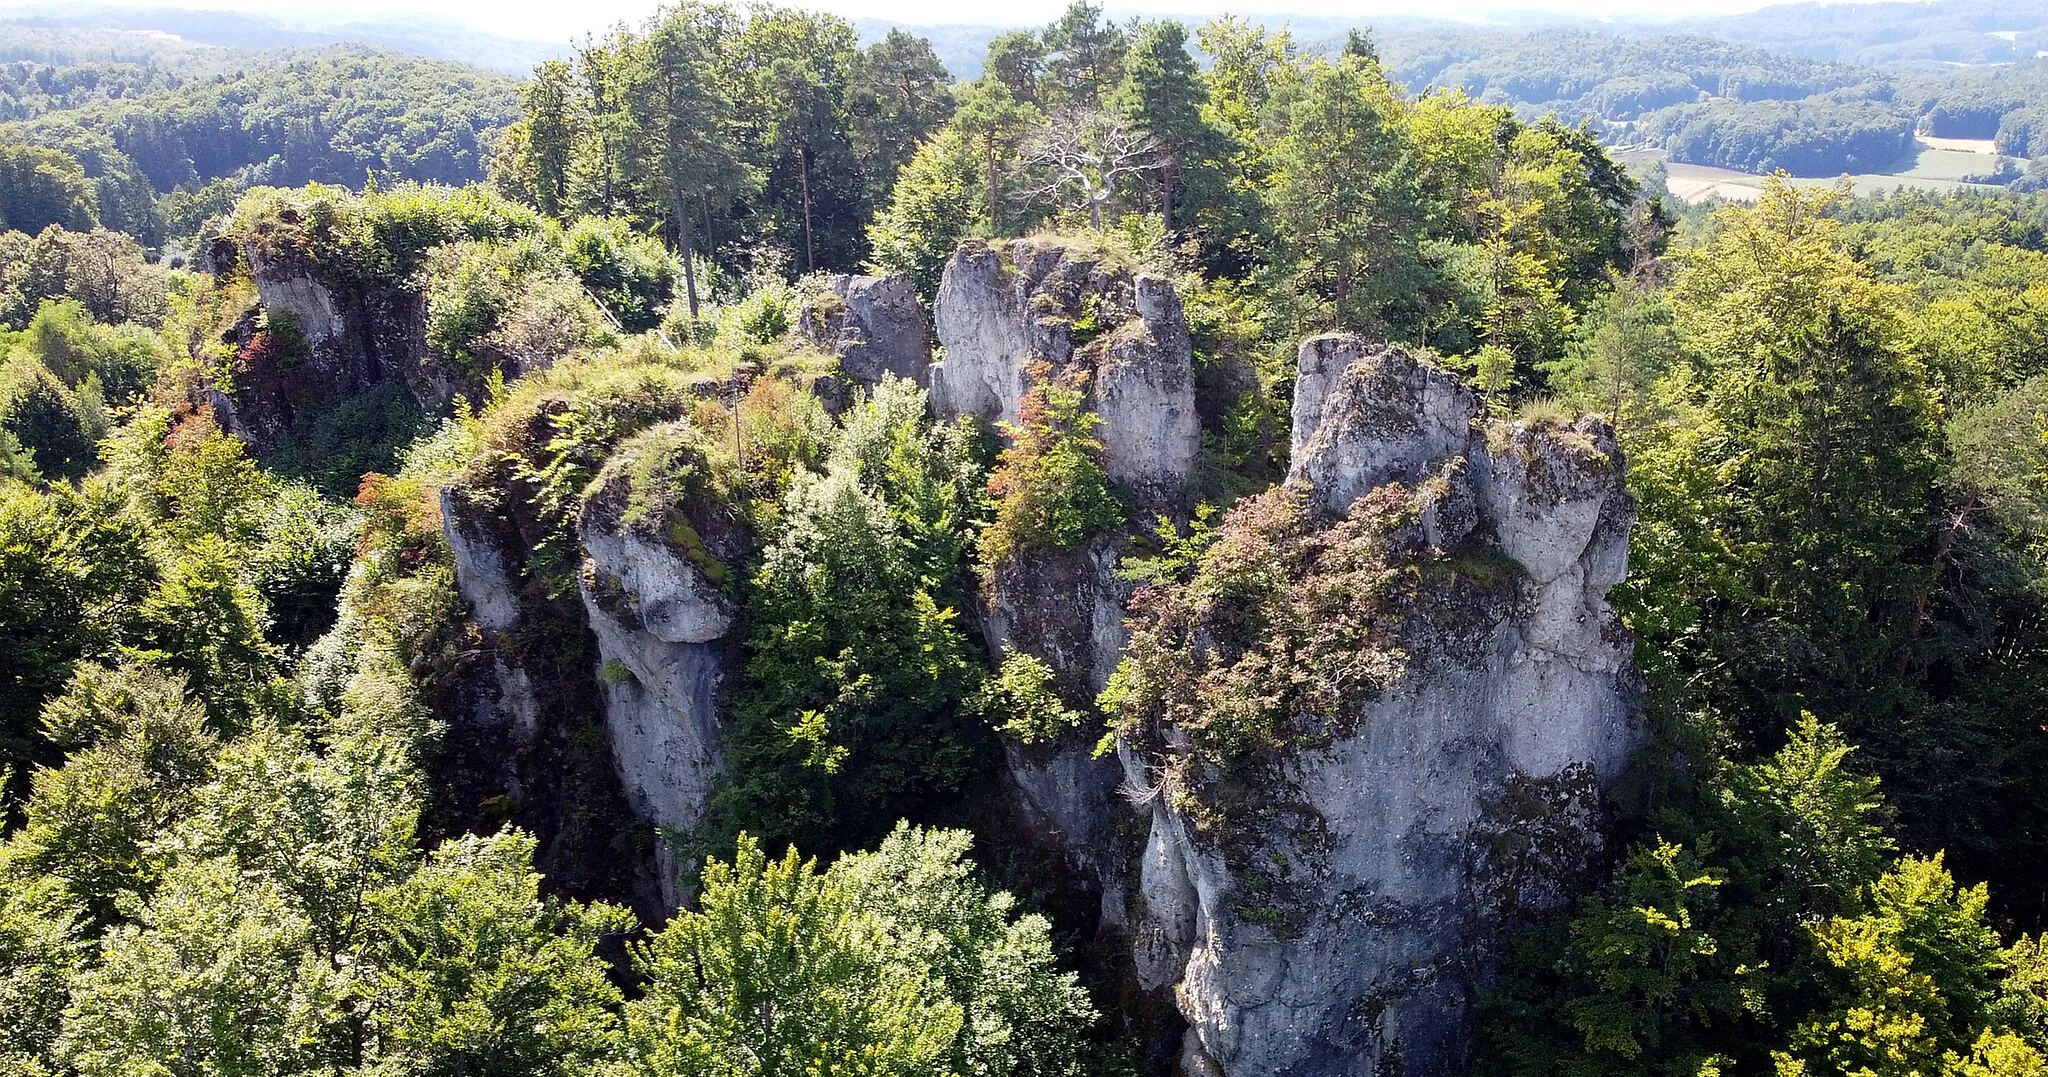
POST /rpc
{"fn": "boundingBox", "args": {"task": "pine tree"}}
[1115,20,1213,231]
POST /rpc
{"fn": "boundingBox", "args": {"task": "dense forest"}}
[1362,26,2048,178]
[7,0,2048,1073]
[0,37,519,247]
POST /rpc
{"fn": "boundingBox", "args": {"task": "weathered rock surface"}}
[207,242,440,451]
[1129,334,1644,1076]
[926,237,1210,946]
[797,273,932,389]
[435,480,665,919]
[574,451,741,909]
[434,414,749,916]
[981,542,1135,933]
[930,238,1200,499]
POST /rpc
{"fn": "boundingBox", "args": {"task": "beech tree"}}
[0,143,98,236]
[620,827,1095,1077]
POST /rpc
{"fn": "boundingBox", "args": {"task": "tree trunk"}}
[1162,153,1175,231]
[674,188,701,322]
[985,130,1000,233]
[800,143,817,271]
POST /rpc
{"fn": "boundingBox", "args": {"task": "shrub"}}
[0,356,102,483]
[720,463,985,854]
[978,361,1126,578]
[968,652,1083,745]
[725,285,794,346]
[1102,485,1433,839]
[718,385,988,854]
[623,826,1095,1077]
[422,236,588,376]
[228,182,541,290]
[561,217,674,332]
[11,299,165,403]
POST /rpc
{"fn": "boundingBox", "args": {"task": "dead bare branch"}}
[1015,108,1161,230]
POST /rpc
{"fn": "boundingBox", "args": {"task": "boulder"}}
[797,272,933,390]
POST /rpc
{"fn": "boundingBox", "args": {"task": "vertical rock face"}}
[981,542,1136,933]
[930,238,1200,499]
[575,448,743,909]
[436,419,745,916]
[796,273,933,390]
[196,239,442,458]
[435,480,664,919]
[928,237,1204,949]
[1130,334,1644,1076]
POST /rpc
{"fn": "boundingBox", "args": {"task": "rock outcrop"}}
[796,273,933,389]
[927,237,1205,958]
[204,239,439,453]
[931,238,1200,500]
[980,541,1135,933]
[419,233,1638,1072]
[574,442,743,909]
[435,479,665,919]
[1126,334,1644,1076]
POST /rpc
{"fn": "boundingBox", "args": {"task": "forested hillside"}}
[8,1,2048,1074]
[1666,0,2048,65]
[1369,26,2048,179]
[0,32,520,247]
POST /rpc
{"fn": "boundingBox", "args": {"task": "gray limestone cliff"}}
[416,234,1639,1072]
[980,540,1136,935]
[435,480,664,916]
[574,444,743,909]
[927,237,1205,949]
[931,238,1200,500]
[1125,333,1644,1076]
[202,236,440,453]
[796,272,933,390]
[433,411,747,919]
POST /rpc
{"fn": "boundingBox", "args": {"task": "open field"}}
[1916,134,2001,154]
[1619,140,2017,204]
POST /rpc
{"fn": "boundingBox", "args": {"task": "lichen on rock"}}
[927,236,1206,959]
[930,237,1200,500]
[795,272,933,390]
[1111,333,1644,1076]
[573,426,745,909]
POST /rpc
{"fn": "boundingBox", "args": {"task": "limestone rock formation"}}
[980,541,1135,933]
[796,273,932,389]
[1127,333,1644,1076]
[206,240,438,452]
[435,415,747,916]
[436,479,666,919]
[574,446,743,909]
[925,237,1208,944]
[930,237,1200,499]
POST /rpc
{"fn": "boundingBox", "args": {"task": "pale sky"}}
[0,0,1876,45]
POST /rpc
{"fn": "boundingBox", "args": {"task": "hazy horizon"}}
[0,0,1936,48]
